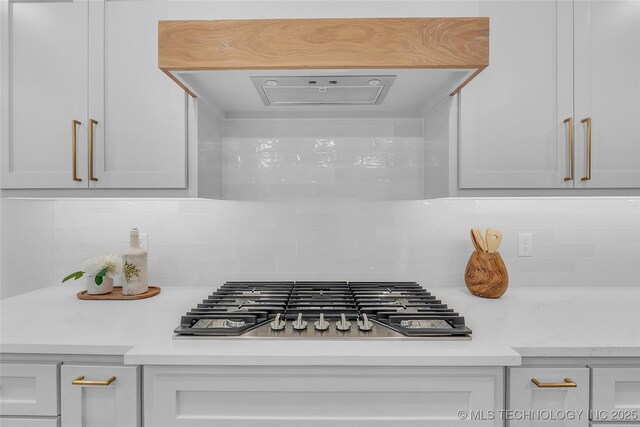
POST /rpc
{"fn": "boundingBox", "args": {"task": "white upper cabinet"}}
[573,0,640,188]
[88,0,186,188]
[459,0,640,190]
[1,0,187,190]
[459,0,573,189]
[1,0,88,188]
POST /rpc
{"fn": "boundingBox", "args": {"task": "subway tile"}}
[296,243,358,258]
[514,257,576,273]
[236,243,296,258]
[33,197,640,288]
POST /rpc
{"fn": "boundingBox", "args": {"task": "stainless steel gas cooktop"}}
[174,281,471,340]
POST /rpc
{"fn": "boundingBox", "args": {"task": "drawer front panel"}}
[61,364,140,427]
[145,366,505,427]
[0,362,60,416]
[0,416,60,427]
[590,366,640,423]
[508,367,590,427]
[590,424,640,427]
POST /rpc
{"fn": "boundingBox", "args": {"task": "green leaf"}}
[94,267,109,285]
[62,271,84,283]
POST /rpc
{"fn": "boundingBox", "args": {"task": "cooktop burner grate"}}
[174,281,471,339]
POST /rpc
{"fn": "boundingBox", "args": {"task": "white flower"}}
[82,254,122,278]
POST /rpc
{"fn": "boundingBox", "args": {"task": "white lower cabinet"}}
[2,358,638,427]
[508,367,590,426]
[590,366,640,424]
[590,425,640,427]
[0,417,60,426]
[60,364,140,427]
[144,366,504,427]
[0,362,60,416]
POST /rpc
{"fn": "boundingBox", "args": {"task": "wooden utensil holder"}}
[464,251,509,298]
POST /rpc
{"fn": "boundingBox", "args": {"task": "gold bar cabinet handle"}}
[72,375,116,386]
[72,120,82,182]
[581,117,592,181]
[89,119,98,181]
[531,377,577,388]
[563,117,574,181]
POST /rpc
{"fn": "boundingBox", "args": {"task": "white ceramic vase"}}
[86,275,114,295]
[122,228,148,296]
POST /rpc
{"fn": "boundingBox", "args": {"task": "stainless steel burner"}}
[174,281,472,339]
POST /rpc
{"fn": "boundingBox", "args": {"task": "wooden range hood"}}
[159,18,489,110]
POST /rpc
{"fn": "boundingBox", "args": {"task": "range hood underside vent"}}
[252,75,396,106]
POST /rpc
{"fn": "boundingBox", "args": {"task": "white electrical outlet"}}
[518,233,533,257]
[139,233,149,253]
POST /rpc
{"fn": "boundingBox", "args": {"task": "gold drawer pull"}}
[531,377,577,388]
[72,375,116,386]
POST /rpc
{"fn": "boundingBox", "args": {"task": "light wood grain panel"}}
[159,18,489,71]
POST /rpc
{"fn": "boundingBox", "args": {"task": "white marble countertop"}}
[1,285,638,366]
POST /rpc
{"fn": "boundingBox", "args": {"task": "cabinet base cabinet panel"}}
[61,364,140,427]
[590,366,640,420]
[508,367,590,427]
[0,362,60,416]
[144,366,504,427]
[590,424,640,427]
[0,417,60,427]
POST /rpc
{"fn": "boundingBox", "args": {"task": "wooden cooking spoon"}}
[485,228,503,253]
[470,229,482,252]
[471,227,488,252]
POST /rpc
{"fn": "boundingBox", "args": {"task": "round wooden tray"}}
[77,286,161,300]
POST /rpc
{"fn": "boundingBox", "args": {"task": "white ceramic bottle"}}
[122,228,148,295]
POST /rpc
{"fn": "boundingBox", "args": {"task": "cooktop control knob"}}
[292,313,308,331]
[314,313,329,331]
[269,313,286,331]
[357,314,373,332]
[400,319,413,328]
[225,319,246,328]
[336,313,352,332]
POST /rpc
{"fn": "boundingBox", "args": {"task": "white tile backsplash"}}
[2,197,638,297]
[220,118,425,199]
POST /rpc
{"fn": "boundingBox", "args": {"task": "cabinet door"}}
[61,364,140,427]
[574,0,640,188]
[0,362,60,416]
[87,0,186,188]
[591,424,640,427]
[459,0,574,188]
[590,367,640,423]
[0,417,60,427]
[508,367,589,427]
[145,365,504,427]
[1,0,88,188]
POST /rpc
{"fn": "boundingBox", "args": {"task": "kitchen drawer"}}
[590,366,640,423]
[0,362,60,416]
[145,365,505,427]
[61,364,140,427]
[508,367,589,426]
[591,424,640,427]
[0,416,60,427]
